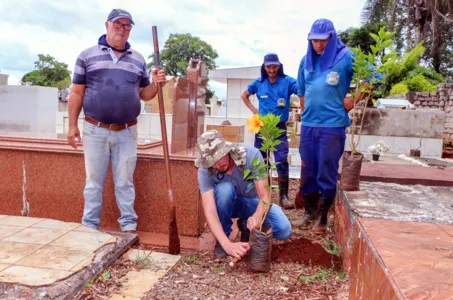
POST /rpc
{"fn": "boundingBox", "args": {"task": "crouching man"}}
[194,130,292,259]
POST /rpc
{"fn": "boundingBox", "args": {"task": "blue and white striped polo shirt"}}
[73,44,151,124]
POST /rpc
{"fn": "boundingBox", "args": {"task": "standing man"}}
[195,130,291,259]
[67,9,167,232]
[241,53,298,209]
[292,19,363,234]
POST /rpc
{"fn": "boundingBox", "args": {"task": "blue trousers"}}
[299,126,346,199]
[254,122,289,176]
[214,182,291,240]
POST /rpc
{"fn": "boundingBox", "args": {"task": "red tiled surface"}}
[360,218,453,299]
[360,163,453,186]
[337,187,453,300]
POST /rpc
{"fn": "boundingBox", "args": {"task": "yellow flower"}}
[246,114,264,133]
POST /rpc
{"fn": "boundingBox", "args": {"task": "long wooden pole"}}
[152,26,180,255]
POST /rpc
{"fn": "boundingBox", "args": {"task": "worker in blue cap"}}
[292,19,369,234]
[241,53,298,209]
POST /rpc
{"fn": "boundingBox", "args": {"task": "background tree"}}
[360,0,453,78]
[338,22,388,54]
[148,33,219,104]
[21,54,71,89]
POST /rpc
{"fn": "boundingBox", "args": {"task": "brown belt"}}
[84,116,137,131]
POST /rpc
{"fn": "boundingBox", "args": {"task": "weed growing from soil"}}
[133,251,153,269]
[321,239,340,256]
[183,255,198,265]
[299,266,346,283]
[210,266,226,273]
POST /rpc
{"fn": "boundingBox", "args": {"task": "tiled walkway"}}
[109,249,181,299]
[0,215,116,286]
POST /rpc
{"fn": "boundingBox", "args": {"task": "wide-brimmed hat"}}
[195,130,247,170]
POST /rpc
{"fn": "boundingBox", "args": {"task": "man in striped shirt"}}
[68,9,166,233]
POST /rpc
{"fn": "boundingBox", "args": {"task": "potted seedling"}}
[368,140,390,161]
[244,113,283,272]
[340,28,396,191]
[410,129,424,157]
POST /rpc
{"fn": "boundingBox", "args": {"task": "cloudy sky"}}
[0,0,365,98]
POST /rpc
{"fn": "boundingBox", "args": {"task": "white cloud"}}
[0,0,365,97]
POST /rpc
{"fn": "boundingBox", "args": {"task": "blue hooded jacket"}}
[248,54,297,123]
[297,19,354,128]
[305,19,350,72]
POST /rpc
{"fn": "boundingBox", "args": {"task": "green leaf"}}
[258,163,268,170]
[102,271,111,280]
[243,169,252,180]
[252,157,260,167]
[382,40,393,49]
[370,45,378,55]
[370,33,379,43]
[264,185,271,190]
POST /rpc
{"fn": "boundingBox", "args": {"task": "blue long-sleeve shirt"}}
[248,75,298,123]
[297,51,354,127]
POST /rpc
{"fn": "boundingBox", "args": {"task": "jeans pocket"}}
[83,121,97,136]
[127,125,138,140]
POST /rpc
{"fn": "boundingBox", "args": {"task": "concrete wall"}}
[0,86,58,133]
[57,113,255,145]
[387,83,453,143]
[0,74,8,85]
[347,108,445,157]
[226,79,257,118]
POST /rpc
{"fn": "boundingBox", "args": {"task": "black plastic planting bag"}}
[249,226,273,273]
[340,151,363,191]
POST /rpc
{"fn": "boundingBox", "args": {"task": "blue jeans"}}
[254,122,289,176]
[214,182,291,240]
[81,120,138,231]
[299,126,346,199]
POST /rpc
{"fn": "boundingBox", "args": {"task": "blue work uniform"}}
[248,74,298,176]
[297,51,354,199]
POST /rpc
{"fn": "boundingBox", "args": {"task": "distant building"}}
[209,66,260,118]
[0,73,8,86]
[205,95,226,116]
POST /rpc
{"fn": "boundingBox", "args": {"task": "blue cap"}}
[107,9,135,25]
[263,53,281,66]
[308,19,335,40]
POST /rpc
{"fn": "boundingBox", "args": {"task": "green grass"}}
[183,255,198,265]
[210,266,226,273]
[321,239,340,256]
[299,267,347,283]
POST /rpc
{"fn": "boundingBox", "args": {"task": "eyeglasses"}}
[112,21,133,31]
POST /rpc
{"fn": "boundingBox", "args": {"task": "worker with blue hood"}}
[242,53,298,209]
[292,19,363,234]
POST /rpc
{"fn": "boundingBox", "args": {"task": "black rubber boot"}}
[237,219,250,243]
[279,174,295,209]
[311,197,334,235]
[291,192,319,227]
